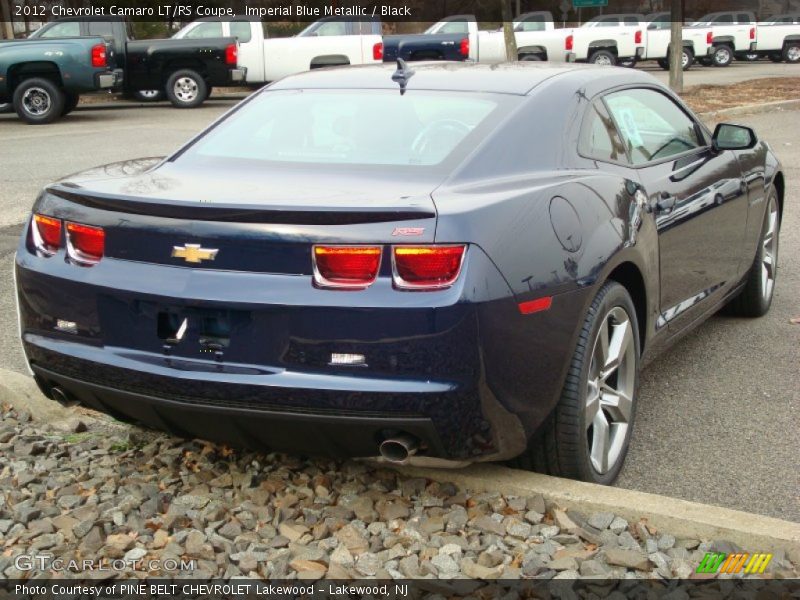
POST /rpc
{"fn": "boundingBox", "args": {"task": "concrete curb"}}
[394,464,800,557]
[698,99,800,120]
[3,365,799,559]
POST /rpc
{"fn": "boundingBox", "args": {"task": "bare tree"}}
[669,0,684,92]
[1,0,14,39]
[501,0,517,61]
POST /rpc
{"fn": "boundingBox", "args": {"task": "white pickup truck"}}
[753,14,800,63]
[686,11,758,66]
[173,16,383,85]
[386,13,644,66]
[640,12,714,70]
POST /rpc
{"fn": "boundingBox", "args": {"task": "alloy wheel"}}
[22,87,51,116]
[761,196,779,301]
[715,47,731,65]
[594,55,613,66]
[682,51,690,68]
[173,77,199,103]
[585,306,636,474]
[787,46,800,62]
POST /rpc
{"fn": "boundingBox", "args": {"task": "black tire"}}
[783,43,800,64]
[711,44,733,67]
[698,56,713,66]
[519,53,542,61]
[618,58,636,68]
[165,69,207,109]
[133,89,164,102]
[657,58,669,70]
[769,53,784,63]
[681,48,694,70]
[61,93,79,116]
[511,281,640,484]
[588,49,617,66]
[203,86,213,100]
[726,190,780,318]
[12,78,65,125]
[739,52,759,61]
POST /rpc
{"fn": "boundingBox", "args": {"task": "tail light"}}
[91,43,107,68]
[459,37,470,57]
[32,214,62,256]
[392,245,466,290]
[565,34,574,51]
[225,43,238,66]
[749,27,755,40]
[373,42,383,60]
[313,246,381,289]
[635,30,642,44]
[707,31,714,44]
[66,222,105,265]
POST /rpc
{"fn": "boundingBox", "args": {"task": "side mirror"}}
[712,123,757,151]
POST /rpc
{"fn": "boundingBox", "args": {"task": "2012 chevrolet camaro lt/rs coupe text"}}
[15,62,783,484]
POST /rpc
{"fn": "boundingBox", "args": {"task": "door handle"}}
[656,192,676,213]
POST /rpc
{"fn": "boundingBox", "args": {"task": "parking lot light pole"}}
[669,0,684,93]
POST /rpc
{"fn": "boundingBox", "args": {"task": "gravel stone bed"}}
[0,402,797,581]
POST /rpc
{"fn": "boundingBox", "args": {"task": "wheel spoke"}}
[604,317,631,375]
[585,379,601,425]
[590,411,610,473]
[600,388,633,423]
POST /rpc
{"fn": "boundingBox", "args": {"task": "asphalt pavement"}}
[0,72,798,522]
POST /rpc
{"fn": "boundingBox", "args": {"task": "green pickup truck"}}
[0,36,118,124]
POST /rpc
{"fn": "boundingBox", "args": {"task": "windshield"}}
[178,89,511,168]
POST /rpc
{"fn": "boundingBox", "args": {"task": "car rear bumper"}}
[230,68,246,83]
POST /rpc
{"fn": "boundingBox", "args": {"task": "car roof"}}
[268,61,654,96]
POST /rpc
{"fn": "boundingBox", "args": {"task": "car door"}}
[603,87,748,330]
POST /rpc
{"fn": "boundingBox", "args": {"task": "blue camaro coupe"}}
[15,62,783,483]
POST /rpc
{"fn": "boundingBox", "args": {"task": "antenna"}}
[391,58,416,95]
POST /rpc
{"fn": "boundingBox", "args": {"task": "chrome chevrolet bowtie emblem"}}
[171,244,219,264]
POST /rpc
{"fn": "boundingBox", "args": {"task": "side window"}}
[314,20,348,36]
[515,17,545,32]
[439,20,470,34]
[604,88,702,165]
[579,101,627,163]
[230,21,252,43]
[40,22,81,37]
[184,22,223,39]
[88,22,114,38]
[714,14,733,23]
[738,13,752,23]
[623,16,639,25]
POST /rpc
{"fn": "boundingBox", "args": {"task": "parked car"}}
[752,15,800,63]
[384,13,643,65]
[687,11,758,66]
[15,63,783,484]
[28,17,245,107]
[0,36,117,124]
[172,16,383,85]
[641,12,714,70]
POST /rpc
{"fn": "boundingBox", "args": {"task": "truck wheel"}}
[769,53,784,63]
[657,58,669,69]
[783,43,800,64]
[519,53,542,61]
[12,78,65,125]
[617,58,636,68]
[681,48,694,70]
[62,93,80,117]
[0,103,12,114]
[698,56,713,66]
[589,49,616,66]
[739,52,759,61]
[711,44,733,67]
[165,70,207,109]
[133,90,164,102]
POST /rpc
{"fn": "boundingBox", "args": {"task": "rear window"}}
[179,90,510,168]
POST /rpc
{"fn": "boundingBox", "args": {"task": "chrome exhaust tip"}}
[378,433,420,464]
[50,387,77,408]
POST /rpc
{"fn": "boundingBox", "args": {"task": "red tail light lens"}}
[91,43,107,68]
[313,246,382,289]
[749,27,755,40]
[707,31,714,44]
[33,214,62,256]
[373,42,383,60]
[66,222,105,265]
[635,30,642,44]
[459,37,470,57]
[392,245,466,290]
[225,43,238,66]
[565,34,574,51]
